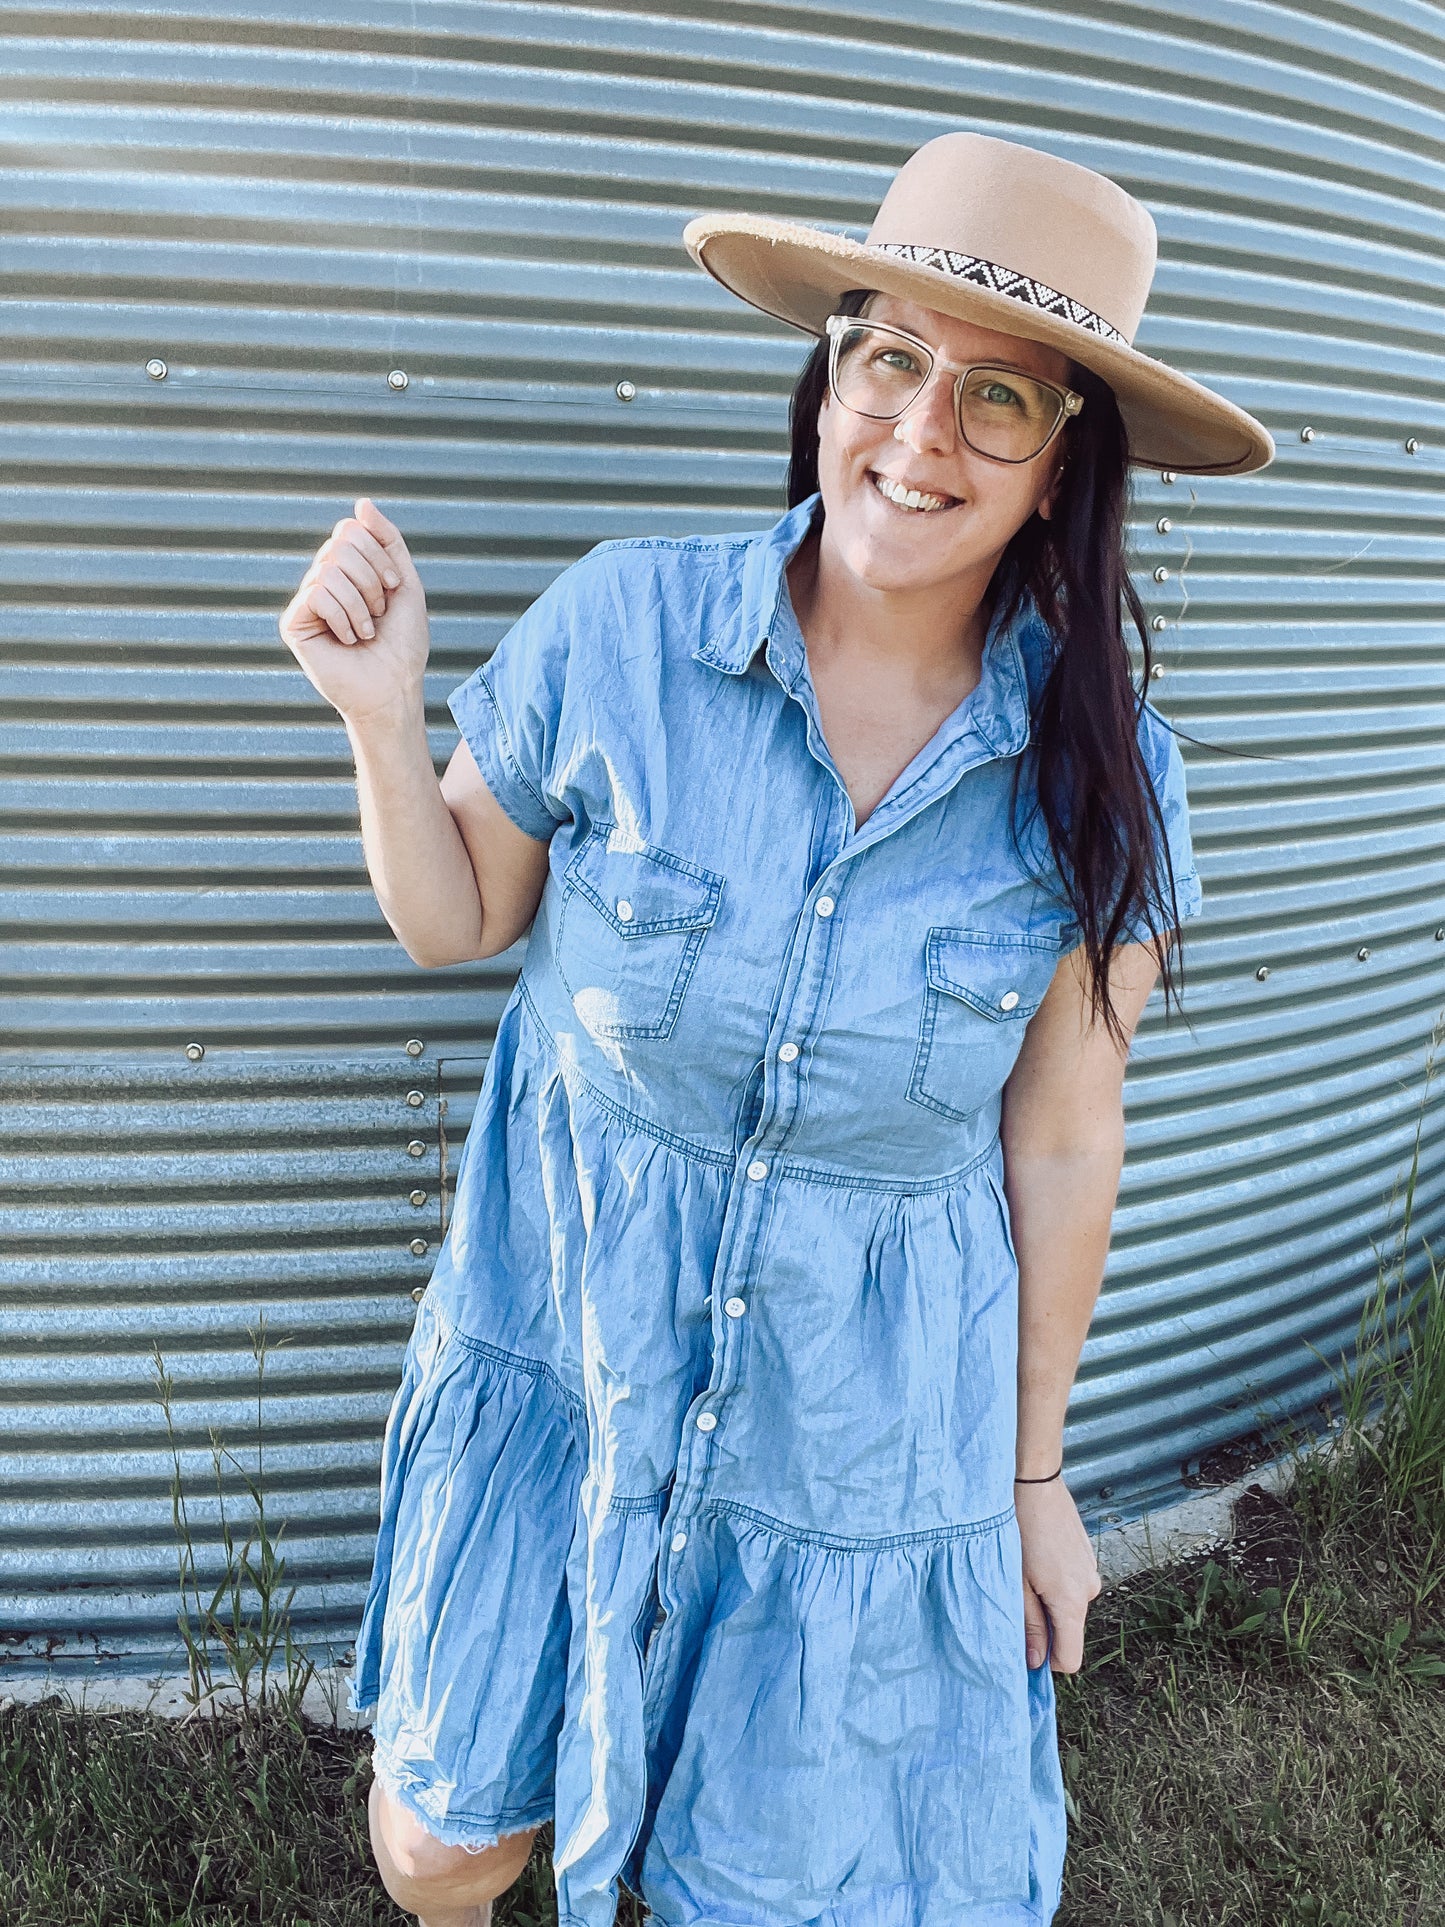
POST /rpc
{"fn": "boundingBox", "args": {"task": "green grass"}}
[4,1040,1442,1926]
[1054,1023,1445,1926]
[8,1427,1442,1926]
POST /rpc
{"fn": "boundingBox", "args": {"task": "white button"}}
[616,898,634,922]
[724,1296,746,1318]
[999,989,1020,1011]
[815,895,835,918]
[778,1042,799,1063]
[671,1530,688,1552]
[696,1411,717,1432]
[747,1159,768,1181]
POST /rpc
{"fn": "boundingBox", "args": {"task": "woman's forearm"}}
[346,698,486,968]
[1002,1129,1125,1479]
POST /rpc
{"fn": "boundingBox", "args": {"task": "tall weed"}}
[1288,1011,1445,1597]
[150,1312,318,1725]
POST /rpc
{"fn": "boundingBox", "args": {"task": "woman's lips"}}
[868,470,962,513]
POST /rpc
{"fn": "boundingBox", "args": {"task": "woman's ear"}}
[1036,446,1067,523]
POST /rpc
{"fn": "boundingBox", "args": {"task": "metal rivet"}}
[1150,662,1164,679]
[1100,1485,1115,1499]
[387,368,408,391]
[616,378,636,401]
[409,1189,427,1207]
[616,898,634,922]
[1161,470,1176,484]
[1300,425,1315,442]
[409,1237,428,1257]
[1435,927,1444,941]
[1357,945,1371,961]
[405,1038,425,1057]
[1153,566,1170,582]
[1151,614,1167,631]
[410,1285,426,1302]
[184,1042,204,1062]
[407,1139,427,1158]
[999,989,1020,1011]
[1156,516,1172,534]
[145,357,168,381]
[1406,437,1420,455]
[406,1089,425,1108]
[1256,965,1270,980]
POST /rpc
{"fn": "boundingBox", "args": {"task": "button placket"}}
[656,861,842,1609]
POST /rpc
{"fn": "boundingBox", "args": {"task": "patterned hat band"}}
[872,242,1129,348]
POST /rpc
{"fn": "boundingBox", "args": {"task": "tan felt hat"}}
[683,131,1274,477]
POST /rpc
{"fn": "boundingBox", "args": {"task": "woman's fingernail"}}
[1027,1646,1041,1666]
[359,621,373,637]
[384,569,401,587]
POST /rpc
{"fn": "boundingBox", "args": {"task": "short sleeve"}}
[447,564,581,842]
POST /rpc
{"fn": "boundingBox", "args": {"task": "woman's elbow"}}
[398,921,518,969]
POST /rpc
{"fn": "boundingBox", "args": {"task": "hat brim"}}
[683,213,1274,477]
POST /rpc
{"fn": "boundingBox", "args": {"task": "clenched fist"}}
[278,497,430,725]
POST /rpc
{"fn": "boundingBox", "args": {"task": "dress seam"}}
[428,1296,585,1419]
[518,976,735,1166]
[776,1136,996,1195]
[706,1495,1017,1550]
[606,1486,672,1516]
[519,977,1002,1194]
[371,1739,554,1840]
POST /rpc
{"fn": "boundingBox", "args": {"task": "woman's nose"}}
[892,368,958,454]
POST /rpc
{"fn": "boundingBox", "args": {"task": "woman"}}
[279,132,1272,1927]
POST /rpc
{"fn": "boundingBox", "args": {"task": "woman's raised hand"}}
[279,497,430,724]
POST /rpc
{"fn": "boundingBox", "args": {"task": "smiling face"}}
[814,290,1078,598]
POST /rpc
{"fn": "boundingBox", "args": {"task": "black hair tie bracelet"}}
[1014,1460,1064,1483]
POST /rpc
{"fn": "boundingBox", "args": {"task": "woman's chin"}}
[830,519,964,596]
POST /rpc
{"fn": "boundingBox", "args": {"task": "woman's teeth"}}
[870,472,957,512]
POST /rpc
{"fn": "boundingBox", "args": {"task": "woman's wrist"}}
[1014,1458,1064,1483]
[342,686,429,747]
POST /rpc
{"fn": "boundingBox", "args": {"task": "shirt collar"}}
[692,490,1039,759]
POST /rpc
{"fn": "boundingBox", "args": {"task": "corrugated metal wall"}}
[3,0,1443,1668]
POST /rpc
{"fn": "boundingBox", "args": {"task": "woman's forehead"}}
[859,290,1075,384]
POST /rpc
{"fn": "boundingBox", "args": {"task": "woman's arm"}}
[999,935,1165,1671]
[279,497,551,967]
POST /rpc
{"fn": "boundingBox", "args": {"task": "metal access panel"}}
[2,0,1443,1666]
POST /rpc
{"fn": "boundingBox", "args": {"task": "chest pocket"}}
[554,825,724,1041]
[907,928,1061,1123]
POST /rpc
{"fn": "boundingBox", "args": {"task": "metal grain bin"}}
[2,0,1441,1669]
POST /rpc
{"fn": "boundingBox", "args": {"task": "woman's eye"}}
[877,348,923,375]
[978,381,1022,408]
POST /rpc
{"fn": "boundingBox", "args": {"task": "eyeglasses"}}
[824,313,1084,464]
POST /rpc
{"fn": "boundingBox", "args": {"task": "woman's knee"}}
[368,1775,539,1907]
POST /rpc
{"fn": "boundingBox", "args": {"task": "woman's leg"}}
[368,1777,541,1927]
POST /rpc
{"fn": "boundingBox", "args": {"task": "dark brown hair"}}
[784,286,1184,1044]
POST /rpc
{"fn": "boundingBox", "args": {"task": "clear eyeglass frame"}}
[823,312,1085,464]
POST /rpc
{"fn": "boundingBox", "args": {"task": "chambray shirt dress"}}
[349,490,1203,1927]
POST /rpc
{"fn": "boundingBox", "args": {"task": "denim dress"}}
[348,490,1203,1927]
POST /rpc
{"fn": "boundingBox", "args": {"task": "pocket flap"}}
[925,928,1058,1021]
[567,829,723,936]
